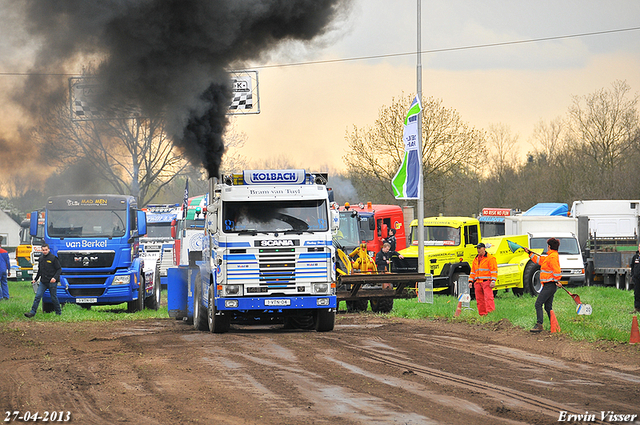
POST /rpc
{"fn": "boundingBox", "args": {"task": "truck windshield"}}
[337,212,361,247]
[19,226,31,244]
[146,223,172,238]
[47,210,127,238]
[223,200,328,233]
[412,226,461,246]
[530,237,580,255]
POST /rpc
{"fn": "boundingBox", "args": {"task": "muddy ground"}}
[1,312,640,425]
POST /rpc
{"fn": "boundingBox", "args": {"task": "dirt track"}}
[2,313,640,425]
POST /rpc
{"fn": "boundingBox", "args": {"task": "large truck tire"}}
[127,275,145,313]
[145,266,161,310]
[208,284,230,333]
[346,299,368,312]
[370,298,394,313]
[523,261,541,295]
[315,309,335,332]
[192,275,208,331]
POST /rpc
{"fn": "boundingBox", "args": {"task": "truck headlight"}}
[224,285,243,296]
[113,275,131,285]
[312,283,329,294]
[316,298,330,306]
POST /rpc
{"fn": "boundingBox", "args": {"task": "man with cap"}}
[468,242,498,316]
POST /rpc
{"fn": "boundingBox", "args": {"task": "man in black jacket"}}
[630,244,640,313]
[25,243,62,317]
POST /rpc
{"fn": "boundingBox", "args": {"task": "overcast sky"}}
[237,0,640,171]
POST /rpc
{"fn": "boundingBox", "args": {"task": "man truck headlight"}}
[113,275,131,285]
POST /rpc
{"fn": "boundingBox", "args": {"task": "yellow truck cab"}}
[398,216,532,295]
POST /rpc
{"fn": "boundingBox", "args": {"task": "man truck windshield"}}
[47,210,127,238]
[223,200,328,233]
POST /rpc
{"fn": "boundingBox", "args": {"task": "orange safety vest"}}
[469,253,498,283]
[529,249,561,284]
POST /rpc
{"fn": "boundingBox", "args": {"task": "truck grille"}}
[58,251,115,268]
[258,247,296,284]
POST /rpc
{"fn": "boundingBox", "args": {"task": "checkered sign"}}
[228,70,260,115]
[69,70,260,121]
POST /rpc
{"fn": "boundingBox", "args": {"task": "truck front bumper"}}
[216,296,337,311]
[43,273,140,305]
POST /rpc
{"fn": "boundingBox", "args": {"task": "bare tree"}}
[566,80,640,197]
[33,101,188,206]
[343,94,485,213]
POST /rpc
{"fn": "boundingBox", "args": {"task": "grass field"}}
[0,280,168,323]
[341,285,639,344]
[1,279,638,344]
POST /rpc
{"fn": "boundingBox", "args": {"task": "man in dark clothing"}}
[630,244,640,313]
[25,243,62,317]
[375,242,404,272]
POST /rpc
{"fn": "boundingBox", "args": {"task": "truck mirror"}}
[171,219,177,239]
[330,209,339,232]
[137,210,147,236]
[208,210,218,234]
[381,224,388,239]
[29,211,38,237]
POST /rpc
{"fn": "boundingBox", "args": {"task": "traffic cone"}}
[550,310,561,333]
[454,301,462,317]
[630,316,640,344]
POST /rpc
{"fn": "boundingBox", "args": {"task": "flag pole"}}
[416,0,425,274]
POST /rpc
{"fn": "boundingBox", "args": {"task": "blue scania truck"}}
[30,194,160,312]
[168,169,338,333]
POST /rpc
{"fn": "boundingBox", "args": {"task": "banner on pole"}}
[391,96,422,199]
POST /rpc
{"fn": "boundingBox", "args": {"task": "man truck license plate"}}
[265,299,290,306]
[76,298,97,304]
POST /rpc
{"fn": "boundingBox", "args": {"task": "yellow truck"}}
[398,216,536,296]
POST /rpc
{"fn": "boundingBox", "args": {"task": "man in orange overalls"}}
[525,238,562,333]
[468,242,498,316]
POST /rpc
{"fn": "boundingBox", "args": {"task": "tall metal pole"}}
[416,0,425,274]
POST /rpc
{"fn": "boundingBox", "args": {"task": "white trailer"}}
[571,200,640,289]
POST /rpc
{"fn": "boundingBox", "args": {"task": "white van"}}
[528,232,585,291]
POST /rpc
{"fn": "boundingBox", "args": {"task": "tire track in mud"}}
[314,332,624,424]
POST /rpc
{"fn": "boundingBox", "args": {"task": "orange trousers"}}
[474,280,495,316]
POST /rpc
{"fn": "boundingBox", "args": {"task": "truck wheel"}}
[43,302,54,313]
[523,261,541,295]
[315,309,335,332]
[346,300,368,312]
[192,275,208,331]
[127,276,145,313]
[208,284,230,333]
[145,266,161,310]
[370,298,394,313]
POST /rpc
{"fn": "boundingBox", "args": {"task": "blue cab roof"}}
[522,203,568,216]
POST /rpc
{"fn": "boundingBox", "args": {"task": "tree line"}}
[2,80,638,218]
[344,80,640,216]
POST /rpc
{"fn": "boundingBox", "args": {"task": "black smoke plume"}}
[15,0,350,178]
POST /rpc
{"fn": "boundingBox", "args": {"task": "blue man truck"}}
[168,169,338,333]
[30,195,160,312]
